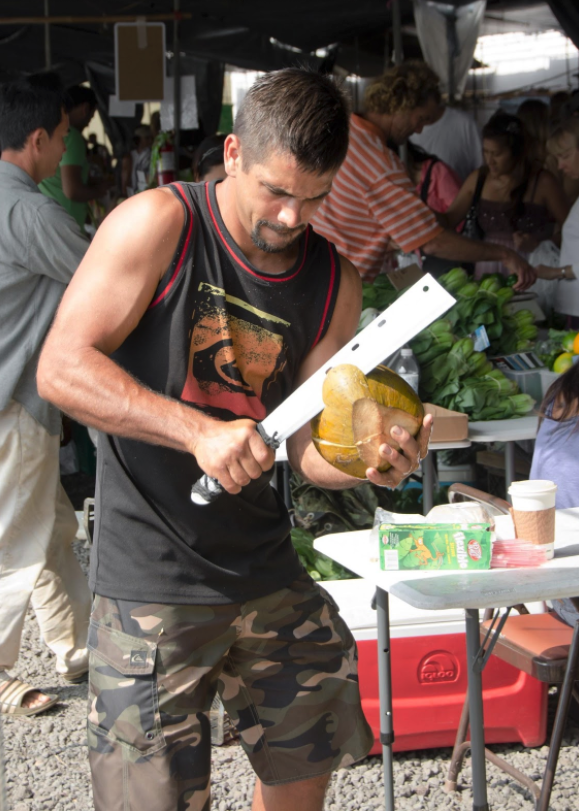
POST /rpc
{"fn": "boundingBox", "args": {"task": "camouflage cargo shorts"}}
[87,573,373,811]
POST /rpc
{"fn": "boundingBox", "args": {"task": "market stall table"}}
[468,415,538,497]
[421,439,471,514]
[314,508,579,811]
[276,438,472,513]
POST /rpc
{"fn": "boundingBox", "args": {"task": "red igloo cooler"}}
[322,578,547,755]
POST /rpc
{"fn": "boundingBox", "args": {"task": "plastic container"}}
[322,579,547,754]
[392,347,420,394]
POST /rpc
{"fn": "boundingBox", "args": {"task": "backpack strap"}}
[420,158,439,203]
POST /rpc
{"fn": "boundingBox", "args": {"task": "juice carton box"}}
[379,523,492,571]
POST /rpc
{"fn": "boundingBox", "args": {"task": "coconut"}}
[311,363,425,478]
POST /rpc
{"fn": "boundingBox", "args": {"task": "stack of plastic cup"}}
[507,480,558,560]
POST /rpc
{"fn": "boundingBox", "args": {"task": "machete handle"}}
[190,423,280,506]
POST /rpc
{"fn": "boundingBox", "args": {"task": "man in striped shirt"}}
[312,62,534,290]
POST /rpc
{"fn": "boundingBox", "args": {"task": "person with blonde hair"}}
[534,114,579,322]
[517,98,550,168]
[312,61,535,289]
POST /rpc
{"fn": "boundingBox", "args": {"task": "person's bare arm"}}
[422,229,536,291]
[439,170,478,230]
[37,189,273,495]
[535,263,576,281]
[286,256,432,490]
[61,164,109,202]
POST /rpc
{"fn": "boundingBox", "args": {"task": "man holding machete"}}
[38,69,431,811]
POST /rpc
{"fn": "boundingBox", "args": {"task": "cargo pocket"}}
[87,619,165,754]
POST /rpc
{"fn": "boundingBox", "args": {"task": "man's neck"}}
[215,178,301,275]
[364,110,393,143]
[1,150,39,184]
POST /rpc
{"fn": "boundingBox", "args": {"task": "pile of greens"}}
[406,268,536,420]
[434,268,538,355]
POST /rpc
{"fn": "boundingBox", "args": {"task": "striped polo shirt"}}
[312,114,443,281]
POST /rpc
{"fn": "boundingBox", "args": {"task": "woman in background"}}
[444,112,569,278]
[192,134,226,182]
[530,359,579,625]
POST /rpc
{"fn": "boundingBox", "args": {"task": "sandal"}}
[0,672,58,717]
[61,669,88,684]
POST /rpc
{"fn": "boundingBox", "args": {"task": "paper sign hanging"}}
[114,22,166,102]
[161,76,199,130]
[108,95,136,117]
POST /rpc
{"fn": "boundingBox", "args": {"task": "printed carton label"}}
[379,523,491,571]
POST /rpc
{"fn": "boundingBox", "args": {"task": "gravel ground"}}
[2,538,579,811]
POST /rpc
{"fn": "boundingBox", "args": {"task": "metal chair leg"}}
[445,697,471,791]
[536,621,579,811]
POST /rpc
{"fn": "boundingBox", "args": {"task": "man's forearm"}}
[37,346,211,454]
[288,443,367,490]
[422,229,509,264]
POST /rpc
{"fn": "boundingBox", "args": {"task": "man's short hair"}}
[364,62,441,116]
[234,68,350,175]
[65,84,97,112]
[0,72,65,152]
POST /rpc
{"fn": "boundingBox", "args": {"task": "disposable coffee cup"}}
[508,479,557,559]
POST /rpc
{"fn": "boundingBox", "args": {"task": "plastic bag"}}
[527,240,560,314]
[426,502,494,529]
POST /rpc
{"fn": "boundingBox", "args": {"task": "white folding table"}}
[314,508,579,811]
[468,415,538,496]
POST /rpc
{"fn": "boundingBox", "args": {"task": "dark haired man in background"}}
[0,74,90,717]
[39,68,430,810]
[40,84,110,231]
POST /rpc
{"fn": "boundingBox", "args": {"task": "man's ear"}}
[224,133,242,177]
[29,128,47,155]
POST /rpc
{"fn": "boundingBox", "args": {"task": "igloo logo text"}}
[418,651,459,684]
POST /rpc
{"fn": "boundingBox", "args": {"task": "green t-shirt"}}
[39,126,89,231]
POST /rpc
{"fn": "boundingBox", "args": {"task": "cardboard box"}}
[379,523,492,571]
[424,403,468,442]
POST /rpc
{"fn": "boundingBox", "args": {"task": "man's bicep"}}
[48,191,184,356]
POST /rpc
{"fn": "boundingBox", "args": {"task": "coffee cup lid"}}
[508,479,557,495]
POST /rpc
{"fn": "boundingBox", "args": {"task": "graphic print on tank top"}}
[180,281,290,421]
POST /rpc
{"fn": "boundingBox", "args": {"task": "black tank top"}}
[90,180,341,604]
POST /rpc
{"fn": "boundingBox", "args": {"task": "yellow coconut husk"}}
[311,364,424,478]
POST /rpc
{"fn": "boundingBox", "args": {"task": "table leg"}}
[464,608,489,811]
[282,461,292,510]
[505,441,515,497]
[421,451,434,516]
[375,588,395,811]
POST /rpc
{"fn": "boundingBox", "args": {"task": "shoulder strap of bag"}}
[420,158,439,203]
[472,167,486,208]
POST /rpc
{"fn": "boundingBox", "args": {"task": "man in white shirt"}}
[411,104,483,181]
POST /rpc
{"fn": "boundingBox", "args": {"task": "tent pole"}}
[446,10,457,105]
[392,0,403,66]
[391,0,407,164]
[173,0,181,173]
[44,0,51,70]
